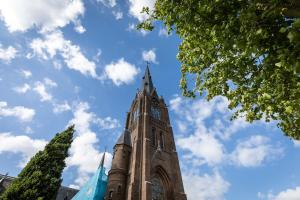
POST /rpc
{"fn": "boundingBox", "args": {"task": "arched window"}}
[117,185,122,194]
[160,131,164,150]
[109,191,113,198]
[133,108,138,122]
[151,177,165,200]
[152,127,156,146]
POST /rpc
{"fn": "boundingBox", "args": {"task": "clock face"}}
[151,106,161,120]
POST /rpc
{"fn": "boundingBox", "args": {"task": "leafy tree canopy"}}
[0,125,75,200]
[139,0,300,139]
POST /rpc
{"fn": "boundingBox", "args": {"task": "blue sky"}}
[0,1,300,199]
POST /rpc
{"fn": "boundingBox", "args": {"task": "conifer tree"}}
[0,125,75,200]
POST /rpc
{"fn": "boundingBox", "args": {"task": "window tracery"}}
[151,177,165,200]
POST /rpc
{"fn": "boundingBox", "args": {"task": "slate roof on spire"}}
[116,129,131,147]
[141,63,154,94]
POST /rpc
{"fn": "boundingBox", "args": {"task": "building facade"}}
[105,66,187,200]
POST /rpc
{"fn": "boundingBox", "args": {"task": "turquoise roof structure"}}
[72,153,108,200]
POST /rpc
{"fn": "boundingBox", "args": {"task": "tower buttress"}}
[105,129,132,200]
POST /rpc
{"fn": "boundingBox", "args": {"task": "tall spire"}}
[98,150,106,169]
[141,62,154,94]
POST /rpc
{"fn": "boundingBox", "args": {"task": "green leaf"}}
[279,27,287,33]
[293,18,300,28]
[285,106,293,114]
[256,28,262,35]
[275,62,282,67]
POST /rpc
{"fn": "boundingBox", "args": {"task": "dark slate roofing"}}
[55,186,78,200]
[141,64,154,94]
[116,129,131,147]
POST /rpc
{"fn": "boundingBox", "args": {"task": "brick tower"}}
[105,65,187,200]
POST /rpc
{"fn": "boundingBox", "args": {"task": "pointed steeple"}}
[98,151,106,169]
[73,153,108,200]
[141,62,154,94]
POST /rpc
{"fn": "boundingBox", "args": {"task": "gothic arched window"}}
[151,106,161,120]
[152,127,156,146]
[133,109,138,122]
[117,185,122,194]
[160,132,164,150]
[151,177,165,200]
[109,191,113,199]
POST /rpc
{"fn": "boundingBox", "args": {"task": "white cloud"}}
[33,81,53,102]
[128,0,156,22]
[25,126,34,134]
[53,60,63,70]
[103,58,140,86]
[44,77,57,87]
[95,117,120,129]
[183,171,230,200]
[0,101,35,122]
[112,11,123,20]
[142,49,157,63]
[0,44,17,63]
[30,31,98,78]
[13,83,31,94]
[158,27,171,37]
[231,135,283,167]
[0,132,47,167]
[74,20,86,34]
[0,0,84,33]
[170,96,229,166]
[293,140,300,148]
[66,102,118,187]
[97,0,116,7]
[93,49,102,63]
[169,95,247,140]
[127,23,136,31]
[271,187,300,200]
[178,130,225,166]
[20,70,32,78]
[169,95,281,168]
[53,101,71,114]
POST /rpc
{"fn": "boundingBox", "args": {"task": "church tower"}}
[105,66,187,200]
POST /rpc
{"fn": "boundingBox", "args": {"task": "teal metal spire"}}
[72,153,108,200]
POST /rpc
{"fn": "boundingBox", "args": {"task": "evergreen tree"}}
[0,125,75,200]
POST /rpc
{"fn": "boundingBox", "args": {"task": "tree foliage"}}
[0,125,75,200]
[140,0,300,139]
